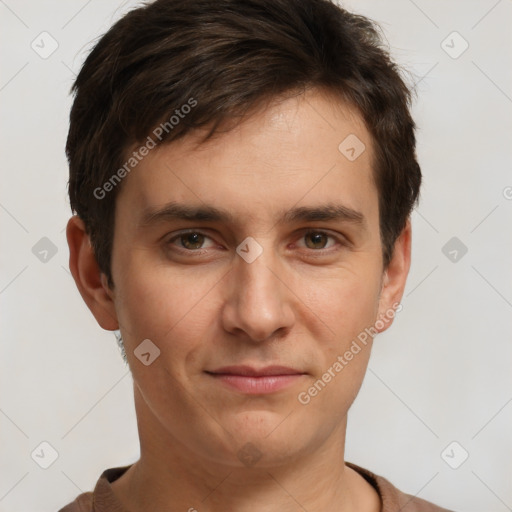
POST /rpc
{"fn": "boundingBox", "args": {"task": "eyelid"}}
[293,228,348,250]
[165,229,216,245]
[163,230,215,256]
[164,228,348,255]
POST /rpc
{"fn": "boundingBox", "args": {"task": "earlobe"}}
[375,218,412,333]
[66,215,119,331]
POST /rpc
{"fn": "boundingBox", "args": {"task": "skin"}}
[67,87,411,512]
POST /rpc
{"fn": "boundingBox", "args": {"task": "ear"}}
[66,215,119,330]
[375,218,412,333]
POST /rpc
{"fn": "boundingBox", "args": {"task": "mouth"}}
[205,365,306,394]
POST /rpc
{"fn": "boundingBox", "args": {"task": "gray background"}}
[1,0,511,510]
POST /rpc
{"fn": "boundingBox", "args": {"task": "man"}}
[60,0,453,510]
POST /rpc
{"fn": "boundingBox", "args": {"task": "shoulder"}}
[57,465,133,512]
[346,462,455,512]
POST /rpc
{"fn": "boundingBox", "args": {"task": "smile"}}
[205,365,306,394]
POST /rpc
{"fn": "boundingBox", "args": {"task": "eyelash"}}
[164,229,346,257]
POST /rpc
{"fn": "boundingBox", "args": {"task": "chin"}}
[207,415,315,468]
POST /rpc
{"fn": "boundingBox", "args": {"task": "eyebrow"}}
[139,201,366,229]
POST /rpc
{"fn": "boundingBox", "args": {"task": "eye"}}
[164,229,346,258]
[166,230,216,252]
[296,230,344,251]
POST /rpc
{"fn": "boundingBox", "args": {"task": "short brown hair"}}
[66,0,421,289]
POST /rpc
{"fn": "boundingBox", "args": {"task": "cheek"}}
[300,268,381,342]
[114,259,222,359]
[296,279,378,422]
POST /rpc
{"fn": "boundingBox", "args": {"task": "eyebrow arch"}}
[139,201,366,229]
[280,204,365,226]
[140,202,235,226]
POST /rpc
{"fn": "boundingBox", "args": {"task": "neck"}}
[111,384,380,512]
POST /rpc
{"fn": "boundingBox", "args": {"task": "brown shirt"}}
[58,462,454,512]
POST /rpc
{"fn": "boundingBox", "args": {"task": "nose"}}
[220,241,295,343]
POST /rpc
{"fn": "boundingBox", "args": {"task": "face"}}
[79,88,409,469]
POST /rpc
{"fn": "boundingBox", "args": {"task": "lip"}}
[205,365,306,394]
[207,365,304,376]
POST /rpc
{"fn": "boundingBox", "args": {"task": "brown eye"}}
[179,232,205,250]
[166,231,215,253]
[303,231,331,250]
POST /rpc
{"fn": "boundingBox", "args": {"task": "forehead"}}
[115,88,377,230]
